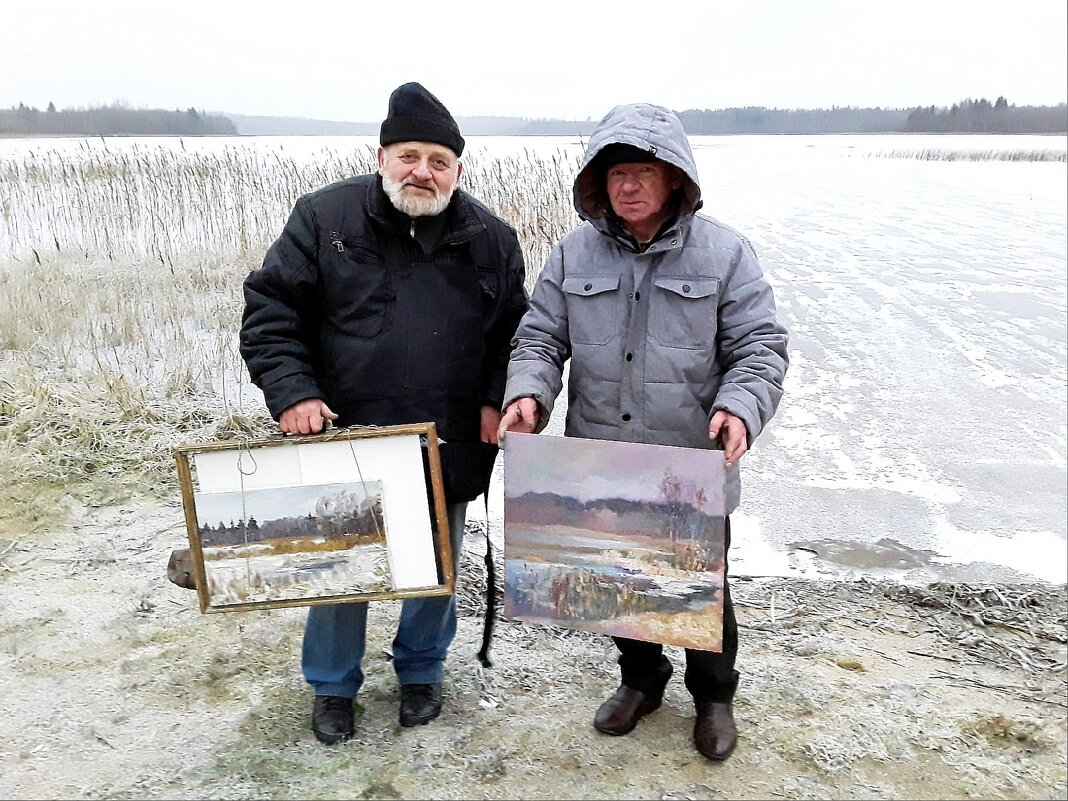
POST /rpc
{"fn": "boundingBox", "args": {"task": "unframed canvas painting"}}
[503,433,726,651]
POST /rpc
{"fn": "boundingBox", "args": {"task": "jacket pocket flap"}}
[562,275,621,296]
[653,276,719,299]
[476,268,499,299]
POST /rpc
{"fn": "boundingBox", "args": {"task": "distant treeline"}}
[3,98,1065,137]
[519,99,1066,135]
[903,97,1066,133]
[676,106,910,135]
[516,107,915,135]
[0,102,238,136]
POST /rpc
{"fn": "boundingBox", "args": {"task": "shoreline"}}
[2,499,1064,799]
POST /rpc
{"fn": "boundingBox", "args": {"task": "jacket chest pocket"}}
[649,276,719,349]
[320,243,394,339]
[562,275,620,345]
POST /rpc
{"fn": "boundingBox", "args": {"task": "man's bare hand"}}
[709,410,748,469]
[497,397,540,443]
[279,398,338,435]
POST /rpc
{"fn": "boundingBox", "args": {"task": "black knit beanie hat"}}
[591,142,659,170]
[380,82,465,156]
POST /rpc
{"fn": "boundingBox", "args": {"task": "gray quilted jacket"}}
[504,103,788,512]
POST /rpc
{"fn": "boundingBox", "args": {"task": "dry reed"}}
[0,142,581,533]
[874,148,1066,162]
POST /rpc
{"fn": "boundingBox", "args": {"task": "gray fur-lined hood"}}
[574,103,702,223]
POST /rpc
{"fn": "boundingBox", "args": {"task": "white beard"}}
[381,173,455,217]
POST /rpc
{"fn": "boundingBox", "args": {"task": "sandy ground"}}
[0,498,1065,801]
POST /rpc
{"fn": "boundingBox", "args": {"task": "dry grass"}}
[873,148,1067,162]
[0,142,581,535]
[0,142,578,273]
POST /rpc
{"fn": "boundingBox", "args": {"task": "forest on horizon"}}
[1,97,1065,137]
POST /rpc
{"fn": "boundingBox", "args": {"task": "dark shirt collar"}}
[605,194,682,252]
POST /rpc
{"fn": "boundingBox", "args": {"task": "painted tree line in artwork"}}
[199,497,385,547]
[509,469,725,572]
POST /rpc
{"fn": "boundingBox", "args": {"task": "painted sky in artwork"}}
[195,481,377,526]
[504,433,725,515]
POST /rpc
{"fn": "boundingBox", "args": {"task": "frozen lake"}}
[3,133,1065,584]
[474,134,1067,585]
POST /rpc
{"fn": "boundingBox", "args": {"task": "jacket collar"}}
[595,196,687,254]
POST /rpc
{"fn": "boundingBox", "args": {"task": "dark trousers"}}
[611,516,739,704]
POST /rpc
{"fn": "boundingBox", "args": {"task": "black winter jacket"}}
[240,174,528,502]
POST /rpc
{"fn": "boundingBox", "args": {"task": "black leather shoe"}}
[399,683,442,727]
[312,695,354,745]
[593,685,665,735]
[693,701,737,760]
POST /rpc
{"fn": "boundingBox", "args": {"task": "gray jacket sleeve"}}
[502,243,570,427]
[708,239,789,444]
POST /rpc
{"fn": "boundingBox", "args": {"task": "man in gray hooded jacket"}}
[498,103,788,761]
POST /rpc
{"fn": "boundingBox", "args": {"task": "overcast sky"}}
[3,0,1065,122]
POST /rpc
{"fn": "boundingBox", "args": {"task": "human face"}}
[605,160,681,243]
[378,142,462,217]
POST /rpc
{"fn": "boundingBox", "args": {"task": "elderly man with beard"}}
[240,82,528,744]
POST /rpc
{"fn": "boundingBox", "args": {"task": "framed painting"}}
[503,433,726,651]
[174,423,452,613]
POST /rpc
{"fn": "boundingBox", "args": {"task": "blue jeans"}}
[302,503,467,698]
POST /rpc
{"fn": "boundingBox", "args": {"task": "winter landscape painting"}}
[175,425,451,612]
[503,433,727,650]
[194,480,391,607]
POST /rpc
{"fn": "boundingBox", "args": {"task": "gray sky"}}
[4,0,1065,122]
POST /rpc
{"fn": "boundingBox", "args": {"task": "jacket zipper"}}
[331,225,417,252]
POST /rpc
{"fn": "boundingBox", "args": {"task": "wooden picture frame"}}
[174,423,452,614]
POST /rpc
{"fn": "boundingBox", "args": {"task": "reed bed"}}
[0,142,578,275]
[873,148,1067,162]
[0,143,581,533]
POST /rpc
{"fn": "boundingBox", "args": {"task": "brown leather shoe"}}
[594,685,664,735]
[693,701,737,760]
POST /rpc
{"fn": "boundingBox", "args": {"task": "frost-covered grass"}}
[874,148,1066,162]
[0,142,578,277]
[0,143,580,533]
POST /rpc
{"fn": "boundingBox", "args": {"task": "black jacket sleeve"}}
[239,197,325,420]
[481,231,529,410]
